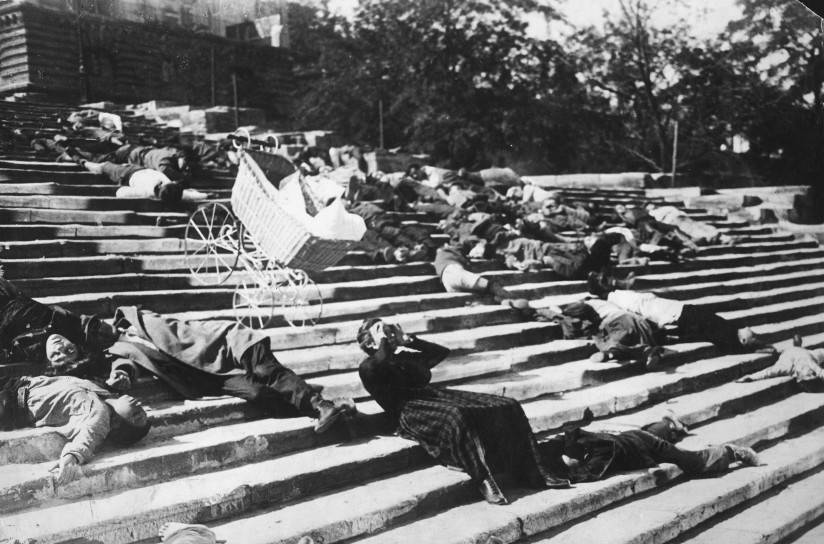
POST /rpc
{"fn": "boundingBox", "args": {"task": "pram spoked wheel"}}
[184,202,239,285]
[232,272,276,330]
[279,268,323,328]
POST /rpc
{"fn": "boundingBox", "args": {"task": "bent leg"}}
[635,429,732,474]
[223,341,313,416]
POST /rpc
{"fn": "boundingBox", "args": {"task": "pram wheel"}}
[184,202,239,285]
[233,273,276,329]
[280,269,323,328]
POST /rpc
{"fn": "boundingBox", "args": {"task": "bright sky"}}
[326,0,745,42]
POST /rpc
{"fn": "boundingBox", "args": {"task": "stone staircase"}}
[1,100,824,544]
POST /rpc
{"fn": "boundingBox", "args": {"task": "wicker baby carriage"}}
[184,130,358,328]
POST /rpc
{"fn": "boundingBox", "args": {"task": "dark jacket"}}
[358,337,450,418]
[108,306,264,399]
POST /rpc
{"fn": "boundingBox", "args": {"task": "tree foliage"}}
[290,0,573,167]
[287,0,823,183]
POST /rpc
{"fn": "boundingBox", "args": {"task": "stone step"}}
[2,358,819,544]
[19,246,822,317]
[0,224,186,240]
[0,182,118,196]
[634,256,824,289]
[674,468,824,544]
[696,239,818,256]
[528,425,824,544]
[305,297,824,400]
[5,235,814,293]
[0,169,105,184]
[4,331,810,504]
[685,280,824,314]
[0,181,233,198]
[29,266,542,316]
[283,279,823,358]
[527,267,824,309]
[349,398,824,544]
[789,517,824,544]
[0,238,190,259]
[0,207,188,225]
[0,194,217,212]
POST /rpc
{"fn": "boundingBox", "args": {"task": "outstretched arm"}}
[737,361,790,382]
[55,392,111,484]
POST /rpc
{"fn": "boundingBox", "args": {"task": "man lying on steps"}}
[586,272,775,356]
[0,277,352,434]
[46,306,355,434]
[0,374,151,484]
[737,335,824,391]
[544,411,760,483]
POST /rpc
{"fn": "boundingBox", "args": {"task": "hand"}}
[56,454,83,485]
[106,369,131,391]
[369,322,387,347]
[392,324,410,346]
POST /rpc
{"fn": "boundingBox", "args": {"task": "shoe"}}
[793,334,803,348]
[504,298,530,311]
[589,351,607,362]
[543,473,571,489]
[478,477,508,505]
[332,397,357,415]
[644,346,664,370]
[725,444,760,466]
[311,396,343,434]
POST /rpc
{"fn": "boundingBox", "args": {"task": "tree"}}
[569,0,706,173]
[723,0,824,186]
[288,0,570,168]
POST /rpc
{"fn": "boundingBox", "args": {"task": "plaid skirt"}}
[397,387,548,483]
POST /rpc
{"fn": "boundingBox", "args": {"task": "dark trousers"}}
[677,304,742,353]
[221,342,314,417]
[0,279,86,352]
[620,429,732,475]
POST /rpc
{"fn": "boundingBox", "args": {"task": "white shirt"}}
[585,299,628,321]
[25,376,112,464]
[115,169,170,198]
[648,206,686,224]
[607,290,684,327]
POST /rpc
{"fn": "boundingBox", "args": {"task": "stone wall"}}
[0,2,294,118]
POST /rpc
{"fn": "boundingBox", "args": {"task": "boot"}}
[644,346,664,370]
[310,394,343,434]
[542,472,571,489]
[793,334,803,348]
[478,476,508,505]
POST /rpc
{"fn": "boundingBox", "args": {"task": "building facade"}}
[0,0,293,116]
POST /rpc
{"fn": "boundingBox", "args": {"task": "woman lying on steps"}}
[356,318,570,505]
